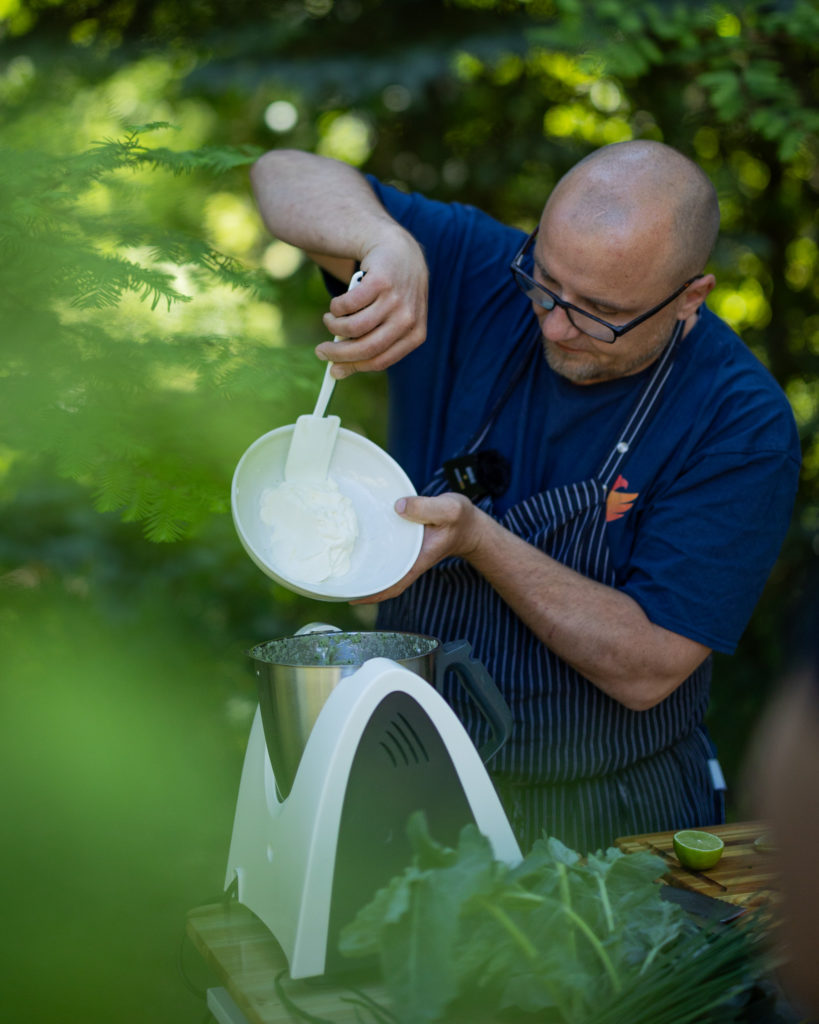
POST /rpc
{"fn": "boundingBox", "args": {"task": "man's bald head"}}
[545,141,720,284]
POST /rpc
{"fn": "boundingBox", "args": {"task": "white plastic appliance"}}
[225,657,522,980]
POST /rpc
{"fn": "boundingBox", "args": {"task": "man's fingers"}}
[322,303,381,341]
[316,322,426,374]
[324,271,379,314]
[394,495,436,524]
[350,570,420,605]
[323,293,421,343]
[329,362,357,380]
[395,493,463,525]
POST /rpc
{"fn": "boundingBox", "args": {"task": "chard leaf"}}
[378,869,461,1022]
[406,808,459,868]
[632,901,689,972]
[338,866,419,958]
[340,815,503,1023]
[506,836,579,897]
[338,823,764,1024]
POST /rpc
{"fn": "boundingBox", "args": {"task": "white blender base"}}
[225,657,521,980]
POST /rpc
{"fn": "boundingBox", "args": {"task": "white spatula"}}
[284,270,365,483]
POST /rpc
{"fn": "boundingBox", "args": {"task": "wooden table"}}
[186,901,384,1024]
[614,819,780,912]
[188,821,779,1024]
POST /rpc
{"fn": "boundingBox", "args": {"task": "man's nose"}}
[538,301,581,341]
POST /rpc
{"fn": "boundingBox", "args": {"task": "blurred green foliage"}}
[1,1,818,1021]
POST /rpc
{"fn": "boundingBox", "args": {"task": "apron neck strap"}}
[596,318,685,487]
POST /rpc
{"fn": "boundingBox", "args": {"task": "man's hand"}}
[249,149,428,377]
[315,228,428,378]
[353,492,481,604]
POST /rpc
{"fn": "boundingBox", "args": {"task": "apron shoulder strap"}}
[596,320,685,487]
[462,329,542,455]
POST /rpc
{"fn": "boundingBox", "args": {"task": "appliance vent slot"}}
[378,711,430,768]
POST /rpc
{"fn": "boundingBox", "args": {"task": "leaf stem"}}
[556,862,577,962]
[596,875,615,935]
[479,899,539,961]
[561,906,622,995]
[500,886,545,906]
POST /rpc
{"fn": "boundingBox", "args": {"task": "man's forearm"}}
[465,510,710,711]
[374,493,712,709]
[250,149,399,262]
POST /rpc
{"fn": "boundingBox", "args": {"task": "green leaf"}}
[340,816,506,1022]
[406,809,459,868]
[339,868,419,959]
[338,818,770,1024]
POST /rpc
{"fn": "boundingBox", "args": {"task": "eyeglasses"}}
[510,228,700,344]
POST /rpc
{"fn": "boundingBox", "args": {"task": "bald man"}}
[250,141,800,853]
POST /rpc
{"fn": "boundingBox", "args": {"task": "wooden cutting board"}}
[615,820,780,911]
[187,901,385,1024]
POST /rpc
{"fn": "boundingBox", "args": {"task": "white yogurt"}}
[260,478,358,583]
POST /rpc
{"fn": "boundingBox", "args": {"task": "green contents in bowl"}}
[250,631,437,666]
[673,829,725,870]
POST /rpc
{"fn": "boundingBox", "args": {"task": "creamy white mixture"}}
[260,478,358,583]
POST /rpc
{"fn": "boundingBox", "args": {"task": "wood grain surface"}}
[615,820,780,910]
[187,901,383,1024]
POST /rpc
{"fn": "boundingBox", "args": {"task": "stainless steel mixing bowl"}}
[248,629,512,799]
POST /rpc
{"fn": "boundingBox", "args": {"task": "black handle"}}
[434,640,513,763]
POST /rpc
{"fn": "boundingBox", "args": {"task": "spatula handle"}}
[312,270,366,418]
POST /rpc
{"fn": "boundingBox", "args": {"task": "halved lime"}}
[672,829,725,870]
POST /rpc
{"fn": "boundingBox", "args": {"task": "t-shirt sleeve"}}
[620,441,800,655]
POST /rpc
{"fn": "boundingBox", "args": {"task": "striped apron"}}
[377,322,725,854]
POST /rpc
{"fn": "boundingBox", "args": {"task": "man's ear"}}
[677,273,715,320]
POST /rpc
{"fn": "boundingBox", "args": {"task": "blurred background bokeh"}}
[1,1,818,1020]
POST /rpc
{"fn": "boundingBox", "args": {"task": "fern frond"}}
[133,143,264,175]
[67,254,191,311]
[2,125,294,544]
[143,507,190,544]
[92,463,137,514]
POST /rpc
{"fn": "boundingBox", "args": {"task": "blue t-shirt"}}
[357,180,801,655]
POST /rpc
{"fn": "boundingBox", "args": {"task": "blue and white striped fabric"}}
[378,321,725,853]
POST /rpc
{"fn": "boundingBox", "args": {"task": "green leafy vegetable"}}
[337,812,768,1024]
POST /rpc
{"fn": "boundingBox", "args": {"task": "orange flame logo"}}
[606,474,638,522]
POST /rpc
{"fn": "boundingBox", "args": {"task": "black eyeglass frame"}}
[510,228,701,344]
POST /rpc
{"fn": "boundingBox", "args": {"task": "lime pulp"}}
[672,829,725,870]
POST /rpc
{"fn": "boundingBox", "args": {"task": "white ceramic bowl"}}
[231,425,424,601]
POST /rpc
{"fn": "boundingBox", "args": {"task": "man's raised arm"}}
[250,150,428,376]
